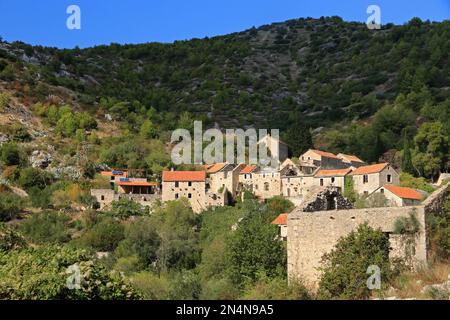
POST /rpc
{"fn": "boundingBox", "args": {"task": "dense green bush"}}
[20,210,71,244]
[0,223,27,251]
[317,224,394,299]
[18,167,53,190]
[225,200,286,286]
[0,142,20,166]
[108,198,147,219]
[0,192,25,221]
[115,217,160,268]
[0,245,140,299]
[77,217,124,251]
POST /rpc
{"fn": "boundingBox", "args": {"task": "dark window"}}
[331,177,335,183]
[188,182,192,187]
[363,175,369,183]
[175,193,179,199]
[320,179,324,186]
[188,193,192,199]
[381,188,384,194]
[101,195,105,201]
[175,181,179,187]
[387,174,392,183]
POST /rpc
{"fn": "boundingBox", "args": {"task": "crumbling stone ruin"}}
[299,186,354,212]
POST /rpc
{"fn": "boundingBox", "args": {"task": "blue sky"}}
[0,0,448,48]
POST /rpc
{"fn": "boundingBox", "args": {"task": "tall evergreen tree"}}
[401,133,414,174]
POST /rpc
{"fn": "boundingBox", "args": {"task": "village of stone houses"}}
[0,12,449,301]
[88,136,450,299]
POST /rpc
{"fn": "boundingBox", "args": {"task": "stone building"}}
[300,149,345,169]
[313,168,352,191]
[251,167,282,200]
[272,213,288,239]
[257,134,289,163]
[350,163,399,196]
[370,184,423,207]
[161,170,227,213]
[336,153,366,168]
[287,183,449,289]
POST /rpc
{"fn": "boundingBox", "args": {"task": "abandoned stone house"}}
[287,183,449,289]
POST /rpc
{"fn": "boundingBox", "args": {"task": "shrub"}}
[130,271,170,300]
[393,210,421,235]
[0,245,140,299]
[18,167,53,190]
[20,211,71,244]
[0,142,20,166]
[0,92,11,110]
[78,217,124,251]
[318,223,394,299]
[115,217,160,268]
[108,198,147,219]
[0,223,27,251]
[0,193,25,221]
[168,270,201,300]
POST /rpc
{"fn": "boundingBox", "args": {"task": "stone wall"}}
[287,183,449,289]
[287,206,427,288]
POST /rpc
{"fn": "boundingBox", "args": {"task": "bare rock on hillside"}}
[29,150,52,169]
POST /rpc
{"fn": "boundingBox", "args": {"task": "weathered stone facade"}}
[287,184,449,289]
[299,186,354,212]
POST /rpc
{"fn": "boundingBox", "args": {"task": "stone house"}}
[238,164,258,192]
[350,163,399,196]
[313,168,352,192]
[300,149,345,169]
[100,170,128,189]
[336,153,366,168]
[161,170,227,213]
[206,163,245,197]
[370,184,423,206]
[251,167,282,199]
[271,213,288,239]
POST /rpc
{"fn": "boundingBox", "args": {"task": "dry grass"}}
[385,262,449,299]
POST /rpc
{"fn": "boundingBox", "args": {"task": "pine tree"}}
[402,135,414,174]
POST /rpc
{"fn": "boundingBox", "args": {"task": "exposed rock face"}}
[48,166,82,180]
[300,186,353,212]
[29,150,52,168]
[0,134,9,144]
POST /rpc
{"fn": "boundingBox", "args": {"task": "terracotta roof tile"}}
[337,153,365,163]
[383,184,422,201]
[203,163,227,173]
[315,168,352,177]
[271,213,288,225]
[162,171,206,182]
[310,149,340,159]
[350,163,389,175]
[240,165,258,174]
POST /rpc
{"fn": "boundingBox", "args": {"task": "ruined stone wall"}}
[287,206,427,288]
[287,183,449,289]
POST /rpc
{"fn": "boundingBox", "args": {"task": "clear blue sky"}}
[0,0,448,48]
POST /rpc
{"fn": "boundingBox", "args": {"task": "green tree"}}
[115,217,161,268]
[139,119,157,139]
[225,201,286,286]
[78,217,125,251]
[318,224,394,299]
[412,122,449,179]
[108,198,147,219]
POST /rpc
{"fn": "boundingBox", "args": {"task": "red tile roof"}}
[383,184,423,201]
[162,171,206,182]
[315,168,352,177]
[117,181,158,187]
[310,149,340,159]
[240,164,257,174]
[350,163,389,175]
[271,213,288,225]
[203,163,227,173]
[338,153,365,163]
